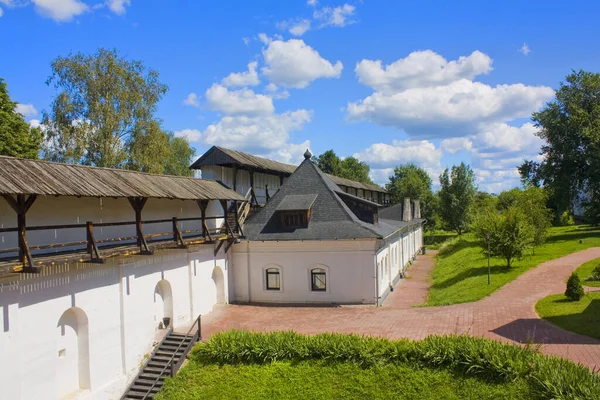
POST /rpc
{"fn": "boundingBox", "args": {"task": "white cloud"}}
[348,78,553,138]
[289,19,311,36]
[471,122,542,157]
[264,83,290,99]
[261,38,343,88]
[354,139,442,170]
[313,3,355,27]
[29,119,41,129]
[519,43,530,56]
[15,103,37,117]
[202,109,312,151]
[260,140,311,164]
[440,137,473,154]
[0,7,3,17]
[182,93,200,107]
[174,129,202,142]
[32,0,88,22]
[222,61,260,87]
[107,0,130,15]
[242,37,250,45]
[355,50,493,94]
[205,84,274,116]
[307,0,317,6]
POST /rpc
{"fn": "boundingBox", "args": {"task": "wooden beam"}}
[86,221,103,263]
[219,200,235,238]
[249,170,258,206]
[4,194,38,270]
[172,217,187,248]
[214,239,225,257]
[197,200,213,242]
[128,197,152,254]
[2,194,19,214]
[224,238,235,254]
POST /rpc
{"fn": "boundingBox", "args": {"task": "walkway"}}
[202,248,600,369]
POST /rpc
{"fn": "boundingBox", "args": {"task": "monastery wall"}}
[0,246,228,400]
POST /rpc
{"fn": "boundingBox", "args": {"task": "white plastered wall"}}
[231,240,378,304]
[0,243,229,400]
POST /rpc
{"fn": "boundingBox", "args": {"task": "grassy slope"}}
[536,292,600,341]
[157,360,531,400]
[426,225,600,306]
[575,257,600,287]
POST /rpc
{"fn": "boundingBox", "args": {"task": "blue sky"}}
[1,0,599,192]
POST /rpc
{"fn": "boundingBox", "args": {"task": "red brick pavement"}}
[201,248,600,370]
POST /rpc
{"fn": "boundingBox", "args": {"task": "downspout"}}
[246,240,251,303]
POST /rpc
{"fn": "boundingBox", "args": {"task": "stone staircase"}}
[121,317,201,400]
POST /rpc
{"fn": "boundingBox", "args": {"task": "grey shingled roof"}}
[0,155,245,201]
[276,194,318,211]
[190,146,387,194]
[243,158,408,241]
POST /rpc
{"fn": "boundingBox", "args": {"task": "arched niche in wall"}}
[212,266,226,305]
[56,307,91,398]
[154,280,174,329]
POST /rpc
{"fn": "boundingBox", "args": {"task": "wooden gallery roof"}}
[0,155,245,201]
[190,146,388,194]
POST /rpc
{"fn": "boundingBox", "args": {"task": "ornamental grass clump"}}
[190,331,600,400]
[565,272,585,301]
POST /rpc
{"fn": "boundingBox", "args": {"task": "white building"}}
[230,150,424,306]
[0,150,424,400]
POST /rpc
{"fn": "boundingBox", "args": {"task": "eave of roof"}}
[0,155,245,201]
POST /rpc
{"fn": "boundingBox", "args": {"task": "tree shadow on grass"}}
[431,265,512,290]
[545,231,600,243]
[541,298,600,341]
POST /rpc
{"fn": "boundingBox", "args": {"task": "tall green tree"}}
[315,149,373,184]
[0,78,42,158]
[519,70,600,221]
[438,162,477,235]
[386,164,437,227]
[42,48,194,175]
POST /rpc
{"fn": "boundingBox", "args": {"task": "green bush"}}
[589,265,600,281]
[565,272,585,301]
[558,211,575,226]
[190,331,600,400]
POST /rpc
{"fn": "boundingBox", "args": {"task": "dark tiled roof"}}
[379,203,404,221]
[243,158,414,241]
[276,194,318,211]
[0,155,245,201]
[190,146,387,194]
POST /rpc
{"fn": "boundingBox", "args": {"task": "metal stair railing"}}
[141,315,202,400]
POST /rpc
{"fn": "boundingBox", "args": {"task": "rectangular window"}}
[280,211,308,229]
[311,269,326,291]
[266,268,280,290]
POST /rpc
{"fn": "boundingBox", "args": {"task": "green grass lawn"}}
[574,257,600,287]
[425,225,600,306]
[157,360,532,400]
[424,230,458,250]
[536,292,600,340]
[156,331,600,400]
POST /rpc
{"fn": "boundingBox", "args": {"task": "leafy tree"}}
[0,78,42,158]
[315,149,373,184]
[518,160,541,188]
[497,188,522,211]
[472,206,534,267]
[565,272,584,301]
[438,162,477,235]
[386,164,438,228]
[519,187,553,253]
[41,48,194,175]
[472,191,498,216]
[520,70,600,222]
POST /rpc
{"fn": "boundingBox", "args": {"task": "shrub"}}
[588,265,600,281]
[565,272,585,301]
[558,211,575,226]
[190,331,600,400]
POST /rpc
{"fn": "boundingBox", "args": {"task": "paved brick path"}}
[202,248,600,369]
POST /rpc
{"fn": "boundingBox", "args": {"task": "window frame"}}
[265,267,281,291]
[310,268,327,292]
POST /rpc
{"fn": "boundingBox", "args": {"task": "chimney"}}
[413,200,421,219]
[403,198,412,221]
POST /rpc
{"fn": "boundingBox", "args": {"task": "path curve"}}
[202,248,600,369]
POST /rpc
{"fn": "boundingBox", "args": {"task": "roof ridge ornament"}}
[304,149,312,160]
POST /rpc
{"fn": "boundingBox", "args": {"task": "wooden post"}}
[219,200,235,238]
[2,194,37,272]
[279,174,284,186]
[197,200,212,242]
[128,197,151,254]
[232,165,238,192]
[265,184,270,202]
[249,170,258,206]
[172,217,187,248]
[86,221,103,263]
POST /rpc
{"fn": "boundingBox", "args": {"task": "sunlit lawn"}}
[425,225,600,306]
[157,360,532,400]
[536,292,600,340]
[574,257,600,287]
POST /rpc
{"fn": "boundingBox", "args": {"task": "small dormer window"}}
[276,194,317,230]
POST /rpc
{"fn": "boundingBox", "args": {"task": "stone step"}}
[134,378,164,387]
